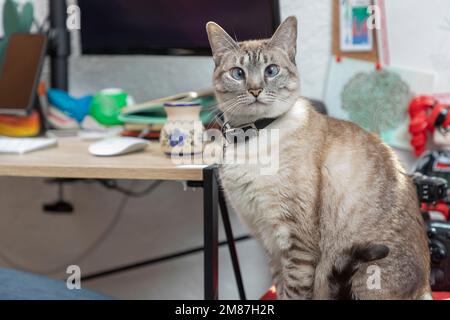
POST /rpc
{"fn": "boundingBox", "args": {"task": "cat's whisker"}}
[265,92,291,105]
[222,103,241,118]
[221,101,242,119]
[201,96,239,120]
[207,99,242,129]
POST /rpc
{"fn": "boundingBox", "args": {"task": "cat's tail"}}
[328,243,390,300]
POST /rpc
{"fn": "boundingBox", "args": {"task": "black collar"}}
[216,113,278,144]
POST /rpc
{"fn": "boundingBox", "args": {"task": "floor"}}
[84,239,270,299]
[0,178,271,300]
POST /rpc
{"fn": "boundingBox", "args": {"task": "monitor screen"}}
[78,0,280,55]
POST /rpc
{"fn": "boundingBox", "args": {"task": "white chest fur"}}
[219,100,309,252]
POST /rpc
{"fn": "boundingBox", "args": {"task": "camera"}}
[427,221,450,291]
[412,173,447,204]
[413,172,450,291]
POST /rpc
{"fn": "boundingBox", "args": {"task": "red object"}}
[336,56,342,63]
[408,95,450,157]
[375,62,382,71]
[436,162,450,170]
[261,286,277,300]
[121,130,160,140]
[432,292,450,300]
[37,81,46,97]
[260,286,450,300]
[421,202,450,220]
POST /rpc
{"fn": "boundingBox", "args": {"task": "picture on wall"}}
[339,0,373,52]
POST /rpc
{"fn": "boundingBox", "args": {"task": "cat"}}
[206,16,431,299]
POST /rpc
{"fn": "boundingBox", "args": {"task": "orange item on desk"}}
[0,111,40,137]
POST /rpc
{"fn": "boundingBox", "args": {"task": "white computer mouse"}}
[89,137,148,157]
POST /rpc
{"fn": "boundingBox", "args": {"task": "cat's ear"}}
[206,22,238,65]
[269,16,297,63]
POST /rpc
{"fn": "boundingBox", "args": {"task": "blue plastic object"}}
[0,268,111,300]
[47,89,92,123]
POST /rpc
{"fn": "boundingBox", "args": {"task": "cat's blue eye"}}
[265,64,280,78]
[230,67,245,81]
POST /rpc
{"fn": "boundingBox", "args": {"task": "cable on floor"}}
[0,180,162,275]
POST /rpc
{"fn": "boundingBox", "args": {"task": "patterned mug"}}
[160,101,204,156]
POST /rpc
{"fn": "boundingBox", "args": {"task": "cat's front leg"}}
[278,252,316,299]
[274,226,316,299]
[267,254,284,295]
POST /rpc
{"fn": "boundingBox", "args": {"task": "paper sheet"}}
[376,0,450,95]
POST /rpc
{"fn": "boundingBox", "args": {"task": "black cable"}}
[0,180,163,274]
[0,181,136,275]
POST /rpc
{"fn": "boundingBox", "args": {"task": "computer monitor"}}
[78,0,280,55]
[0,33,47,116]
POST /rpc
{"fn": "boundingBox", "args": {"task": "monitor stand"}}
[49,0,70,91]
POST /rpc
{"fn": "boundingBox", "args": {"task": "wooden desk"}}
[0,137,204,181]
[0,137,244,300]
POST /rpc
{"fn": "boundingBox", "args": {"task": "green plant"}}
[0,0,34,68]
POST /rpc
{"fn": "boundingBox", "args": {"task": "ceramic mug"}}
[160,101,204,156]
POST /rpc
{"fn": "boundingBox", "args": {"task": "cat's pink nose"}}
[248,89,262,97]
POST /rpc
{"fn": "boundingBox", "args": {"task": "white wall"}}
[0,0,332,282]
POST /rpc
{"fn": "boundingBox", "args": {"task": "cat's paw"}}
[275,225,291,251]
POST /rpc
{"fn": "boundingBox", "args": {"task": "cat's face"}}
[206,16,300,126]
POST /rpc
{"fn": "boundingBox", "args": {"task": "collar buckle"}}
[222,122,258,144]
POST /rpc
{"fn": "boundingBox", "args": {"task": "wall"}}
[0,0,332,283]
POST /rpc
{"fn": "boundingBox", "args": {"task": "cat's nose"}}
[248,88,262,98]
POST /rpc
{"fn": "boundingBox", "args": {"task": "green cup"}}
[89,88,129,126]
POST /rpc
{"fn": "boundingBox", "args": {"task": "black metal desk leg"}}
[219,187,247,300]
[203,165,219,300]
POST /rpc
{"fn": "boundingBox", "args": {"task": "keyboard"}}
[0,136,57,154]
